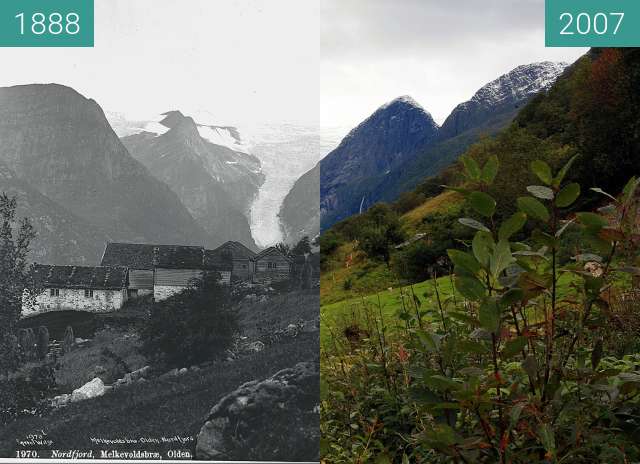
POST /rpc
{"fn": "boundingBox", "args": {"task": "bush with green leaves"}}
[321,154,640,463]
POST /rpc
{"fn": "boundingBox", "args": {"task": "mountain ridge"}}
[319,61,569,230]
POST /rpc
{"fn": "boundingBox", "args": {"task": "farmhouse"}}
[205,241,255,281]
[23,265,129,317]
[153,244,233,301]
[100,242,155,298]
[250,247,293,283]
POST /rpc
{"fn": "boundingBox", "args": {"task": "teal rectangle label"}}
[0,0,93,47]
[546,0,640,47]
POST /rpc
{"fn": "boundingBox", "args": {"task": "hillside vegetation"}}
[320,48,640,463]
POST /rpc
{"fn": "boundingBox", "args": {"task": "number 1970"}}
[15,12,80,35]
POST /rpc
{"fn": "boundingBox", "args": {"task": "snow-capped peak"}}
[470,61,568,107]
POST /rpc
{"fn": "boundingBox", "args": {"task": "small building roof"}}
[100,242,155,269]
[33,265,128,290]
[251,247,293,263]
[154,245,205,269]
[209,241,256,260]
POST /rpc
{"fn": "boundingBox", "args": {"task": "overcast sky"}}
[0,0,319,125]
[321,0,588,129]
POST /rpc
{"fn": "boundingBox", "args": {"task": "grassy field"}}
[1,290,319,457]
[0,333,318,457]
[320,243,399,306]
[321,274,456,347]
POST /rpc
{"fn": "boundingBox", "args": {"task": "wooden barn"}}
[23,265,129,317]
[153,245,206,302]
[206,241,255,281]
[250,247,293,283]
[100,242,155,298]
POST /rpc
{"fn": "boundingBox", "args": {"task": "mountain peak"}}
[470,61,568,107]
[439,61,568,139]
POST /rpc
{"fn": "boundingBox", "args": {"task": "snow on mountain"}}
[106,111,321,248]
[469,61,568,107]
[196,125,249,153]
[439,61,568,139]
[237,122,322,247]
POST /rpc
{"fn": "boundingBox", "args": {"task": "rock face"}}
[0,84,212,262]
[0,162,107,264]
[320,96,439,229]
[438,61,568,139]
[279,162,319,244]
[319,62,569,229]
[121,111,264,249]
[71,377,105,402]
[195,362,319,461]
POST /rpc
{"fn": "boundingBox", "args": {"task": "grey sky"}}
[321,0,588,128]
[0,0,319,125]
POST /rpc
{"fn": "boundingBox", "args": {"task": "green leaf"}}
[539,423,556,458]
[509,403,524,431]
[526,185,554,200]
[479,298,500,333]
[481,155,499,185]
[455,276,486,301]
[472,230,493,268]
[469,191,496,217]
[443,185,471,196]
[447,249,481,275]
[553,154,578,188]
[556,182,580,208]
[490,239,515,278]
[623,177,640,206]
[531,160,552,185]
[576,212,608,229]
[502,336,527,359]
[498,212,527,241]
[461,155,481,180]
[459,217,490,232]
[500,288,524,307]
[517,196,550,222]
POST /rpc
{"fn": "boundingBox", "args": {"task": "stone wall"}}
[22,287,127,317]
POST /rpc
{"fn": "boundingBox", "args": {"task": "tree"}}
[274,242,291,257]
[356,204,405,266]
[291,236,312,256]
[0,194,35,375]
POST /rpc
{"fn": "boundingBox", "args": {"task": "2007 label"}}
[559,12,624,36]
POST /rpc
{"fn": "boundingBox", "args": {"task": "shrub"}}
[141,273,239,368]
[321,155,640,463]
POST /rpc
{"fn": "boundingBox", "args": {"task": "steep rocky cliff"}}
[320,96,439,228]
[121,111,264,249]
[279,163,319,244]
[0,162,107,264]
[0,84,212,261]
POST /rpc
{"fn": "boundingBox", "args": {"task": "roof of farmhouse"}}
[251,246,293,263]
[33,265,128,290]
[209,241,257,260]
[154,245,206,269]
[100,242,257,270]
[101,243,156,269]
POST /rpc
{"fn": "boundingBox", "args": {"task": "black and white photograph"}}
[0,1,320,461]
